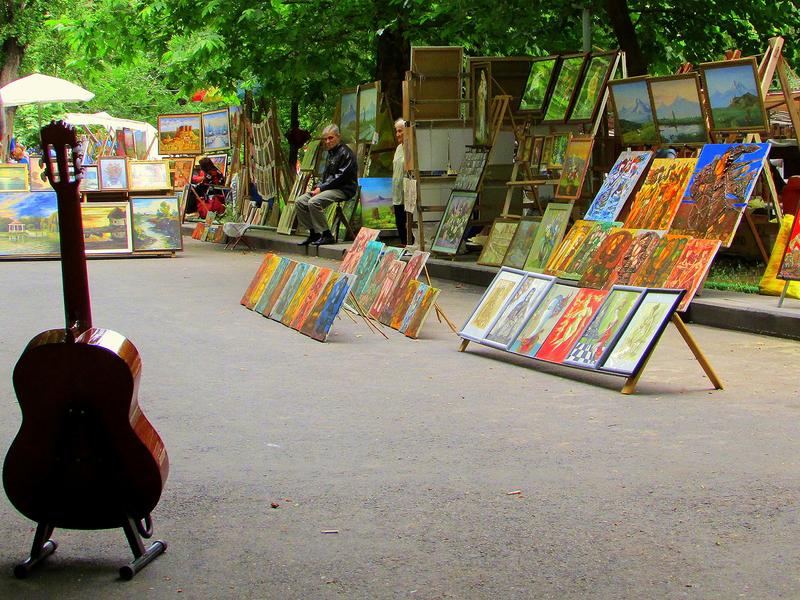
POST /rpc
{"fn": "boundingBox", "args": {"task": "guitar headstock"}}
[40,120,82,194]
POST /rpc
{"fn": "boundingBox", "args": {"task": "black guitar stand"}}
[13,515,167,580]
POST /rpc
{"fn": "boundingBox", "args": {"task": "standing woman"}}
[392,119,411,246]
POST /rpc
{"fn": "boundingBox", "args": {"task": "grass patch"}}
[704,255,764,294]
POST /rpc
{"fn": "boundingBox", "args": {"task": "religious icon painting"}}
[369,260,405,319]
[670,143,769,247]
[350,240,386,300]
[544,220,600,276]
[608,76,660,146]
[662,239,721,312]
[630,234,691,288]
[507,283,580,358]
[598,288,684,376]
[81,202,133,254]
[523,202,573,272]
[269,262,311,322]
[281,265,324,327]
[579,228,638,289]
[699,57,769,133]
[459,268,526,342]
[568,51,619,124]
[502,217,540,269]
[304,273,356,342]
[624,158,697,231]
[556,221,619,281]
[535,288,608,364]
[478,218,520,266]
[519,56,560,113]
[431,191,479,255]
[402,284,441,339]
[340,227,381,273]
[472,62,492,146]
[648,74,709,145]
[604,230,662,289]
[584,151,653,222]
[482,274,556,349]
[242,253,279,307]
[563,286,645,369]
[541,53,587,124]
[778,214,800,282]
[555,135,595,200]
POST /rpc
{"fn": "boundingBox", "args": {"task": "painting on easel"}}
[568,51,618,124]
[555,136,594,200]
[778,214,800,282]
[431,191,479,255]
[700,57,769,133]
[608,76,660,146]
[648,74,709,145]
[519,56,560,113]
[541,53,587,124]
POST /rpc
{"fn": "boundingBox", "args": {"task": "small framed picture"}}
[128,160,170,191]
[81,165,100,191]
[98,156,129,191]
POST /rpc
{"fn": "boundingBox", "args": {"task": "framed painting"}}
[568,51,619,124]
[778,213,800,282]
[531,137,544,172]
[158,113,202,155]
[98,156,129,191]
[81,202,133,254]
[535,288,608,364]
[80,165,99,191]
[459,268,526,342]
[541,53,587,124]
[172,157,195,189]
[410,46,463,120]
[544,220,600,276]
[563,286,645,369]
[507,283,581,357]
[338,87,359,144]
[502,216,540,269]
[400,283,441,339]
[123,128,137,159]
[598,288,685,377]
[623,157,697,230]
[578,228,637,289]
[603,230,662,289]
[519,56,560,113]
[453,148,489,192]
[540,136,554,172]
[648,74,709,145]
[555,136,595,200]
[358,177,395,229]
[131,196,183,252]
[431,190,479,255]
[477,218,519,266]
[228,105,242,139]
[0,164,30,192]
[133,129,147,160]
[584,151,653,222]
[663,238,721,311]
[547,134,570,170]
[205,153,229,176]
[472,62,492,146]
[202,108,232,151]
[670,143,769,246]
[357,81,380,143]
[700,57,769,133]
[128,160,170,191]
[608,76,660,145]
[0,191,60,257]
[523,201,572,271]
[629,234,691,288]
[482,273,556,349]
[28,157,51,191]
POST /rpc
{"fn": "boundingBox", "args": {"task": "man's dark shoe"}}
[312,232,336,246]
[297,231,320,246]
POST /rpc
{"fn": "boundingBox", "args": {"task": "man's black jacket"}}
[319,143,358,197]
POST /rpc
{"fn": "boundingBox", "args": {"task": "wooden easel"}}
[347,291,390,339]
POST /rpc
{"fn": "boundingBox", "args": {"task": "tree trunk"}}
[375,20,409,122]
[1,36,25,160]
[604,0,648,76]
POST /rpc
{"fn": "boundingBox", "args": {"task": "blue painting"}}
[0,191,60,256]
[584,151,653,221]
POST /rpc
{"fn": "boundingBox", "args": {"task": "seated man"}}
[296,124,357,246]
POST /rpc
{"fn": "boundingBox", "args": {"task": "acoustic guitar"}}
[3,121,169,579]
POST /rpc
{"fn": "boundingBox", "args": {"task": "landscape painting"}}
[0,191,60,257]
[519,56,559,112]
[81,165,99,191]
[542,53,586,123]
[158,113,202,155]
[339,88,358,144]
[128,160,170,191]
[131,196,182,252]
[584,151,652,221]
[700,58,768,133]
[431,191,478,254]
[0,165,29,192]
[608,77,660,145]
[358,177,394,229]
[568,51,617,123]
[648,74,708,144]
[357,83,378,143]
[28,158,52,191]
[81,202,133,254]
[202,109,232,151]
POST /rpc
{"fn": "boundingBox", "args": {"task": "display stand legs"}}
[458,339,470,352]
[778,280,790,307]
[13,522,56,579]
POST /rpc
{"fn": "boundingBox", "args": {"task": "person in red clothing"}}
[188,157,225,217]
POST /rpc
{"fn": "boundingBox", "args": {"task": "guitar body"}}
[4,327,168,530]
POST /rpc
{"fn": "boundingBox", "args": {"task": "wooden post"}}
[778,280,790,308]
[458,338,470,352]
[670,313,724,390]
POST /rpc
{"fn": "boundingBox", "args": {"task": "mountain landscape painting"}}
[648,74,708,144]
[358,177,394,229]
[700,58,768,132]
[608,77,659,145]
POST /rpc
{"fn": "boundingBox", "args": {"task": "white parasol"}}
[0,74,94,107]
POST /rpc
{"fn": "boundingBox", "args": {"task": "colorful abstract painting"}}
[158,113,202,155]
[357,248,404,309]
[507,283,580,357]
[648,74,708,144]
[290,268,334,330]
[584,151,653,221]
[579,228,637,289]
[599,290,684,376]
[700,58,769,133]
[280,265,322,326]
[535,288,608,363]
[340,227,381,273]
[131,196,182,252]
[663,239,721,311]
[381,250,431,323]
[81,202,133,254]
[483,274,555,349]
[542,54,586,123]
[369,260,405,319]
[568,52,617,123]
[544,220,600,276]
[778,214,800,282]
[630,234,690,288]
[241,253,276,307]
[269,263,311,321]
[0,191,60,257]
[478,219,519,266]
[608,76,660,145]
[350,240,385,300]
[402,284,441,339]
[670,143,769,246]
[359,177,394,229]
[305,273,356,342]
[556,221,619,280]
[390,280,422,330]
[523,202,572,272]
[460,269,525,341]
[555,136,594,200]
[563,287,644,369]
[255,259,296,315]
[502,217,540,269]
[624,158,697,230]
[431,191,479,255]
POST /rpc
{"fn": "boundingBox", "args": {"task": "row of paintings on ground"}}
[157,106,240,155]
[460,267,685,378]
[339,228,440,338]
[609,57,769,145]
[0,154,228,195]
[0,192,183,258]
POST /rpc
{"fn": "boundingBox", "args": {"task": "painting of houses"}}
[0,191,60,257]
[81,202,133,253]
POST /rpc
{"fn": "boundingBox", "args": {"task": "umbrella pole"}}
[37,104,42,129]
